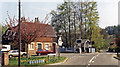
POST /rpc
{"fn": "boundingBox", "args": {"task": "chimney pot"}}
[35,17,39,23]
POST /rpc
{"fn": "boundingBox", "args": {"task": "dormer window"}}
[10,30,12,36]
[13,32,16,37]
[8,36,10,40]
[13,32,16,40]
[6,30,11,36]
[6,30,9,35]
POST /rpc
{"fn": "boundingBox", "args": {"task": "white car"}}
[9,50,27,58]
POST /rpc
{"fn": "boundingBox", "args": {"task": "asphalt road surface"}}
[18,52,119,67]
[57,52,119,67]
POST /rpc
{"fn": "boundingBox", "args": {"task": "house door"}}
[37,43,42,50]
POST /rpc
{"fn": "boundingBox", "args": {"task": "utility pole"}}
[18,0,21,66]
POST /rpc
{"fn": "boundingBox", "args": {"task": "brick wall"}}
[2,52,9,65]
[27,42,53,55]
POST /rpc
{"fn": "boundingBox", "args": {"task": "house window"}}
[6,30,11,35]
[37,42,42,50]
[29,42,34,50]
[45,43,49,50]
[13,32,16,40]
[8,36,10,40]
[6,30,9,35]
[10,30,12,35]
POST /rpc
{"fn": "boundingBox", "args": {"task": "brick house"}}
[2,19,57,55]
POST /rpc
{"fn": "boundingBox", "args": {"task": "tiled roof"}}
[12,22,56,38]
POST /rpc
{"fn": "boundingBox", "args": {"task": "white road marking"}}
[92,61,94,63]
[89,54,99,63]
[88,64,90,65]
[89,56,95,63]
[87,54,99,67]
[86,64,90,67]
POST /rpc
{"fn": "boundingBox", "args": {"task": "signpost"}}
[76,39,82,54]
[76,39,82,44]
[84,39,90,52]
[58,36,63,47]
[58,35,63,59]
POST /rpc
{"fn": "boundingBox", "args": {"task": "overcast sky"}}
[0,0,120,28]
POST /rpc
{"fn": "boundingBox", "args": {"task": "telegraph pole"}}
[18,0,21,66]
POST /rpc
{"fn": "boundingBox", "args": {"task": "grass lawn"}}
[9,56,66,66]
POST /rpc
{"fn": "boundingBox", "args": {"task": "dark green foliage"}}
[105,25,120,38]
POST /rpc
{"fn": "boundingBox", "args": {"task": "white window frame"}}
[13,32,16,39]
[13,32,16,36]
[8,36,10,40]
[6,30,9,35]
[37,42,43,50]
[29,42,34,50]
[10,30,12,35]
[44,43,50,50]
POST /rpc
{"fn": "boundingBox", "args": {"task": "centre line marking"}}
[89,56,96,63]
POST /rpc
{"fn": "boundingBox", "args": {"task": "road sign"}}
[58,36,63,46]
[76,39,82,44]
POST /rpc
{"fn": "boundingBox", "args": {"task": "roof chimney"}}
[21,17,26,22]
[35,17,39,24]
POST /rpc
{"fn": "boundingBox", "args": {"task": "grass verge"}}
[9,56,66,66]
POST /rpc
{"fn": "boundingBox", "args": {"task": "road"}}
[57,52,119,67]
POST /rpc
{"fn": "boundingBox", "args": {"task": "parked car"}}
[36,49,53,56]
[8,50,27,58]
